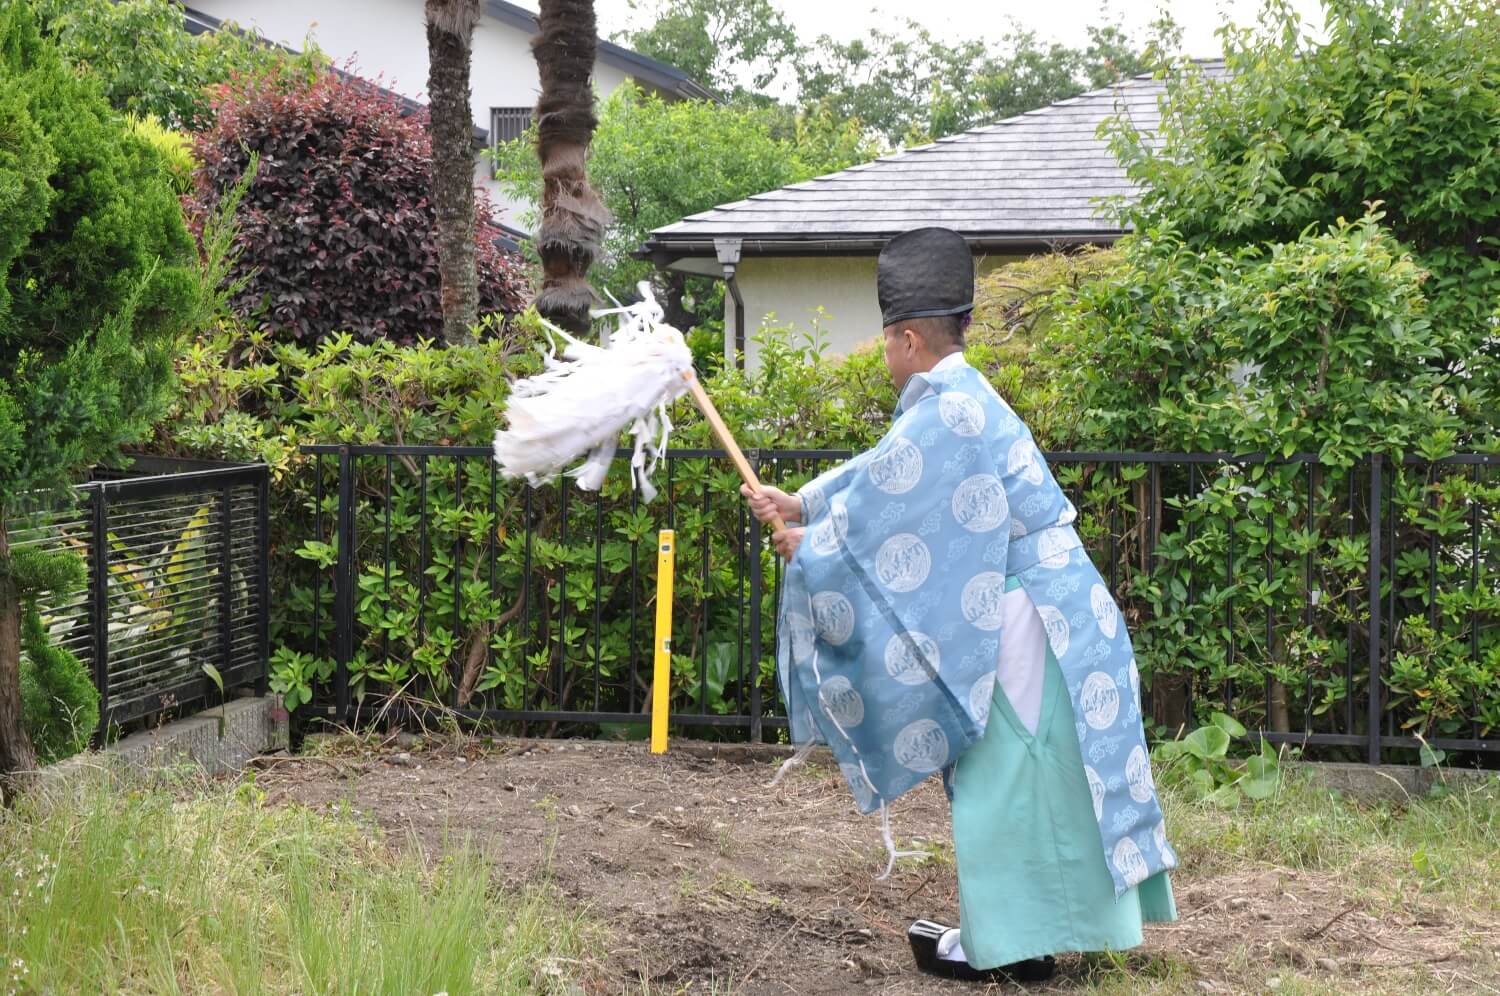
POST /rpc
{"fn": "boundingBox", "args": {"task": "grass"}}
[1164,767,1500,915]
[1067,768,1500,996]
[0,764,595,995]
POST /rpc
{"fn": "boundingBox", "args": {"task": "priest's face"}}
[883,324,923,390]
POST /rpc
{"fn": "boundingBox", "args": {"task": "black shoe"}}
[908,919,1057,984]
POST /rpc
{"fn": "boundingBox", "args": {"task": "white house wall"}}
[192,0,642,228]
[729,255,1018,369]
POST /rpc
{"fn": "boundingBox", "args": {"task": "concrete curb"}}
[1293,760,1497,802]
[46,696,289,782]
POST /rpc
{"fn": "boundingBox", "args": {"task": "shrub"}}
[0,11,197,353]
[1104,0,1500,433]
[1,0,200,774]
[1024,0,1500,748]
[186,64,530,346]
[20,606,98,764]
[153,293,1069,726]
[32,0,321,131]
[1047,213,1470,462]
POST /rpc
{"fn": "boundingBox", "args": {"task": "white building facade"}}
[187,1,709,230]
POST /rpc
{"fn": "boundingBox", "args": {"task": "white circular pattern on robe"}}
[841,762,875,810]
[1036,604,1070,657]
[1081,671,1120,730]
[1037,529,1073,569]
[885,631,941,686]
[869,437,924,495]
[938,392,986,437]
[959,572,1008,631]
[818,675,865,728]
[801,486,827,523]
[808,502,849,555]
[951,475,1009,533]
[1128,657,1141,698]
[1090,584,1119,640]
[1113,837,1149,888]
[811,590,856,646]
[1010,516,1027,538]
[1152,819,1168,856]
[968,672,996,725]
[875,533,931,592]
[1007,438,1045,486]
[1126,744,1154,803]
[893,719,949,773]
[1085,765,1106,822]
[785,611,815,660]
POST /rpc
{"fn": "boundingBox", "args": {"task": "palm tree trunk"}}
[0,509,38,802]
[426,0,482,343]
[531,0,609,334]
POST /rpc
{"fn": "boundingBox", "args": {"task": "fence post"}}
[218,482,234,693]
[89,487,110,743]
[747,450,764,744]
[334,448,354,725]
[255,468,271,696]
[1366,455,1383,765]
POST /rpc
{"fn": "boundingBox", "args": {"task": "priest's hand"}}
[740,483,801,525]
[771,526,805,562]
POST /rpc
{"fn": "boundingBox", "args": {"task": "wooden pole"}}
[682,373,787,533]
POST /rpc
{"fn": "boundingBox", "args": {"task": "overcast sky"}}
[586,0,1329,61]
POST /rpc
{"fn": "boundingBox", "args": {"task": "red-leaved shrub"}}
[187,64,530,344]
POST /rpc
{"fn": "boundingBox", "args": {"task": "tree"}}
[613,0,800,102]
[530,0,609,333]
[0,0,199,791]
[1033,0,1500,739]
[1103,0,1500,441]
[32,0,321,131]
[426,0,482,343]
[492,84,875,327]
[796,18,1170,146]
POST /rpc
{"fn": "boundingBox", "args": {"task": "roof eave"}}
[636,230,1127,264]
[483,0,717,103]
[182,6,491,143]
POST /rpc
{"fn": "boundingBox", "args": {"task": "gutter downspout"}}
[714,238,745,370]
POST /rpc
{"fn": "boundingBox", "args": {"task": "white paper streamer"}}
[493,283,695,500]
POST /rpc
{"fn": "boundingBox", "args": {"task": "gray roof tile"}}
[643,63,1223,254]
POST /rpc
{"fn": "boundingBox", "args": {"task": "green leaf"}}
[1245,754,1278,781]
[1210,711,1247,738]
[1241,776,1278,800]
[1188,768,1216,797]
[1183,725,1230,760]
[1207,784,1242,809]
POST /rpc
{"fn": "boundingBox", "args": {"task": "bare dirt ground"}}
[252,739,1499,995]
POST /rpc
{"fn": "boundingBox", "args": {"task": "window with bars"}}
[491,106,534,144]
[490,106,534,178]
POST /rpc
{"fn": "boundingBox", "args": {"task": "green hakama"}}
[949,579,1177,970]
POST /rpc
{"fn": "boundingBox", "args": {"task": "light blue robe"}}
[777,355,1178,897]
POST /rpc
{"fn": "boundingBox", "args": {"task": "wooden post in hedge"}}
[530,0,608,334]
[425,0,482,343]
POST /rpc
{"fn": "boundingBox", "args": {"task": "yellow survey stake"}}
[651,529,675,753]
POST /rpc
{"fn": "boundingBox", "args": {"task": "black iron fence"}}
[290,444,1500,765]
[8,458,270,731]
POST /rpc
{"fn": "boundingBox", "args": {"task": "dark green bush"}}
[20,598,98,763]
[1,0,200,768]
